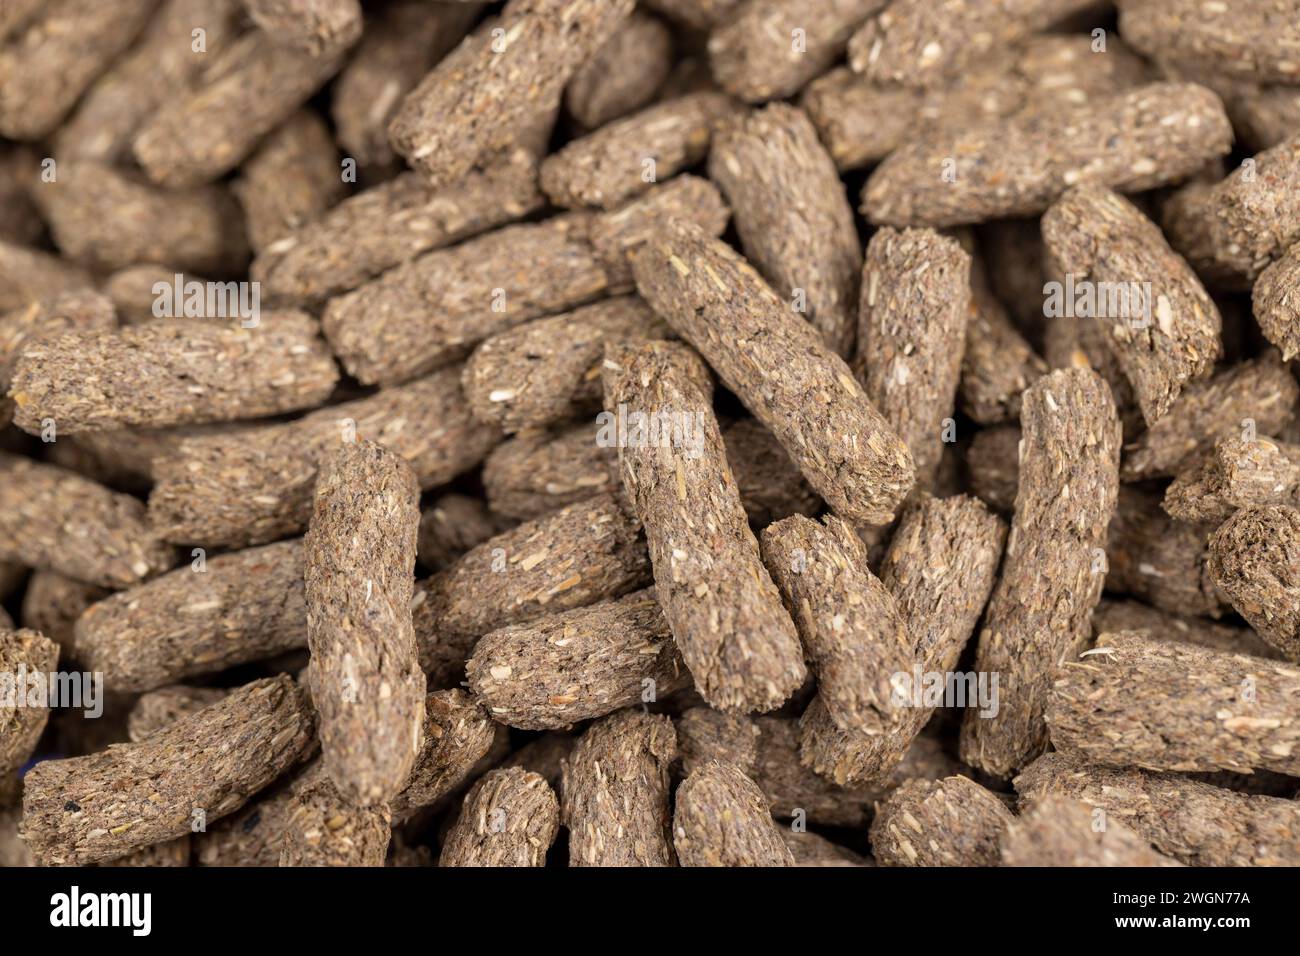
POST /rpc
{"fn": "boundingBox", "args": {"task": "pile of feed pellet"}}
[1,0,1299,869]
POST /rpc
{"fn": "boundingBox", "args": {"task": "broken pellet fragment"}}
[21,675,315,866]
[128,686,231,742]
[631,219,915,525]
[244,0,362,56]
[1207,505,1300,662]
[439,767,560,867]
[864,83,1232,228]
[1119,0,1300,86]
[390,690,497,820]
[561,709,678,867]
[305,439,424,806]
[0,454,174,588]
[9,317,338,435]
[1048,631,1300,774]
[467,589,688,730]
[148,366,499,548]
[673,760,793,867]
[961,369,1121,777]
[603,340,805,713]
[1002,795,1183,867]
[1015,751,1300,866]
[1042,184,1221,424]
[870,775,1014,867]
[75,539,307,692]
[1164,436,1300,523]
[0,628,58,779]
[708,103,861,357]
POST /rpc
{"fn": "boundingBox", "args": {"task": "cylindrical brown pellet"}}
[1164,436,1300,523]
[0,628,58,779]
[390,689,498,820]
[783,830,871,868]
[0,240,93,314]
[1121,353,1300,481]
[1094,597,1281,661]
[870,775,1015,867]
[305,439,424,806]
[541,92,735,211]
[133,26,352,188]
[673,760,793,867]
[19,571,109,658]
[603,340,805,713]
[418,494,512,574]
[561,709,678,867]
[1014,751,1300,866]
[331,0,483,171]
[1042,184,1221,424]
[631,219,915,526]
[278,763,391,868]
[21,675,315,866]
[675,707,762,779]
[708,103,861,358]
[0,454,174,588]
[438,767,560,868]
[863,83,1233,228]
[761,514,911,734]
[389,0,635,189]
[0,0,160,140]
[965,425,1021,513]
[127,686,230,742]
[1208,505,1300,661]
[1119,0,1300,86]
[244,0,362,56]
[855,227,971,491]
[641,0,739,31]
[1106,486,1222,618]
[9,317,338,435]
[253,149,543,306]
[193,770,303,867]
[148,366,500,548]
[1253,241,1300,361]
[708,0,883,103]
[961,369,1121,778]
[467,589,688,730]
[463,297,667,433]
[1048,631,1300,774]
[75,540,306,692]
[565,9,673,130]
[32,161,249,275]
[1002,794,1183,867]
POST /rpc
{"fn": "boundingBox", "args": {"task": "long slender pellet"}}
[418,494,512,573]
[0,628,58,779]
[1002,794,1183,867]
[253,149,542,306]
[565,9,673,130]
[148,366,499,548]
[0,0,159,140]
[305,440,424,806]
[233,110,344,255]
[0,455,174,588]
[959,250,1047,426]
[561,709,678,867]
[762,514,911,734]
[604,340,806,713]
[467,589,688,730]
[960,369,1120,777]
[21,675,315,866]
[800,495,1005,786]
[390,690,497,820]
[864,83,1232,228]
[9,316,338,435]
[389,0,634,189]
[708,103,860,358]
[323,177,728,386]
[847,0,1098,89]
[1208,505,1300,662]
[1014,751,1300,866]
[541,93,735,210]
[1253,242,1300,361]
[631,219,915,525]
[439,767,560,867]
[1164,436,1300,523]
[708,0,884,103]
[1121,354,1300,481]
[55,0,243,164]
[244,0,362,56]
[870,775,1014,867]
[0,240,93,314]
[1119,0,1300,86]
[32,161,249,275]
[1048,631,1300,774]
[331,0,483,170]
[673,760,793,867]
[278,763,391,867]
[133,27,352,188]
[1095,597,1281,661]
[463,297,667,433]
[856,227,971,491]
[19,571,108,657]
[75,540,306,692]
[1106,486,1223,618]
[128,686,230,742]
